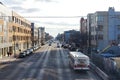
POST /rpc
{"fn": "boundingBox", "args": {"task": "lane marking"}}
[6,46,49,80]
[60,48,72,80]
[56,48,63,80]
[36,47,51,80]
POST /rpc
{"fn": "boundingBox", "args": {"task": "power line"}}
[45,27,79,29]
[1,16,87,18]
[23,16,87,18]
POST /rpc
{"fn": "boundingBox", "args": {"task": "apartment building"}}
[40,27,45,45]
[38,27,41,47]
[0,3,12,57]
[12,11,32,56]
[80,18,87,49]
[38,27,46,46]
[64,31,71,44]
[87,7,120,50]
[31,23,39,47]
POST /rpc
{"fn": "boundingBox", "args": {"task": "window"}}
[9,26,12,32]
[0,24,3,32]
[0,36,3,43]
[91,27,94,32]
[96,16,104,22]
[97,25,103,31]
[117,25,120,30]
[9,37,12,42]
[0,48,2,55]
[118,34,120,40]
[12,16,14,21]
[9,16,12,22]
[13,35,16,41]
[91,35,94,40]
[98,34,103,40]
[0,12,2,19]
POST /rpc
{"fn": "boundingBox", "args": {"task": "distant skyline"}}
[1,0,120,37]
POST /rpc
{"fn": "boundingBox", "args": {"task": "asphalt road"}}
[0,43,102,80]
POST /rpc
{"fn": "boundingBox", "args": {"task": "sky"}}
[1,0,120,37]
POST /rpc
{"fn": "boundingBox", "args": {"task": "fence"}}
[91,53,120,80]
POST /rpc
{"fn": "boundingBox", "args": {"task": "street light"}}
[13,27,16,58]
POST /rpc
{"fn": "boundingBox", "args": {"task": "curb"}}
[90,62,110,80]
[0,56,17,63]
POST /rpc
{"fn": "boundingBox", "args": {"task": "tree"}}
[69,31,81,47]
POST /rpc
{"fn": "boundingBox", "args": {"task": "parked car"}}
[49,43,51,46]
[57,43,60,48]
[69,47,77,51]
[27,48,33,54]
[32,46,38,51]
[18,51,27,58]
[24,50,31,56]
[62,44,69,48]
[76,48,83,52]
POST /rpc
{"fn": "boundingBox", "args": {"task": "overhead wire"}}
[1,16,87,18]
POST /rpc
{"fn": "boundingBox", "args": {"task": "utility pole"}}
[88,23,91,55]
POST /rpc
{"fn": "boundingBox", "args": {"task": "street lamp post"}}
[13,27,17,58]
[13,30,16,57]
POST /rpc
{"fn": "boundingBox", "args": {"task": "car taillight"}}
[87,65,90,67]
[74,65,77,67]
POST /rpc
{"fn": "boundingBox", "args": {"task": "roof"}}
[100,53,116,58]
[100,46,120,57]
[70,51,89,58]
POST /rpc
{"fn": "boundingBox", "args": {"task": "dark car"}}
[18,51,26,58]
[57,43,60,48]
[49,43,51,46]
[76,48,83,52]
[27,48,34,54]
[69,47,76,51]
[57,45,60,48]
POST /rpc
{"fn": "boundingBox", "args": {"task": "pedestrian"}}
[9,52,12,56]
[7,52,10,57]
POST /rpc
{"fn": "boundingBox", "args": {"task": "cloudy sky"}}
[1,0,120,37]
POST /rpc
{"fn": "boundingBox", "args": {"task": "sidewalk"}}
[0,55,17,63]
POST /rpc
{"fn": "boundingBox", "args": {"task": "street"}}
[0,43,102,80]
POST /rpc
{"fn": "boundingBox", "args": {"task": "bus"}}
[68,51,90,70]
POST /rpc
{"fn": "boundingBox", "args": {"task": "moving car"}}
[49,43,51,46]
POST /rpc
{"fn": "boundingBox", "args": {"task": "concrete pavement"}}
[0,55,17,63]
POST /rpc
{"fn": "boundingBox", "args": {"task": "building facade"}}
[40,27,45,45]
[0,2,46,58]
[38,27,41,47]
[31,23,39,47]
[87,7,120,50]
[12,11,32,56]
[80,18,87,49]
[0,3,12,57]
[64,31,71,44]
